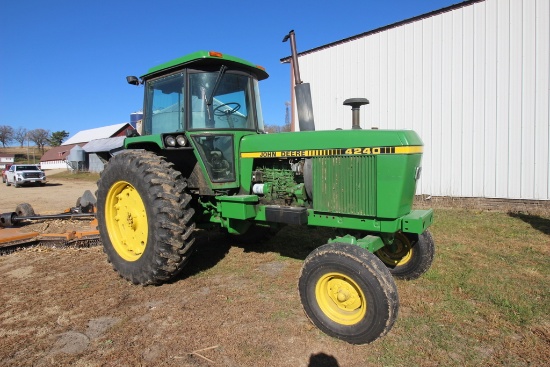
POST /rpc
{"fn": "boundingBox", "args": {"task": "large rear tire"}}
[376,231,435,280]
[298,243,399,344]
[97,150,196,285]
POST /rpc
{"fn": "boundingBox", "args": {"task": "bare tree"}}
[264,123,291,133]
[0,125,14,147]
[14,127,27,147]
[27,128,50,153]
[264,124,281,133]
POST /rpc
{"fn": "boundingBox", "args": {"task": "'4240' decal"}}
[240,146,423,159]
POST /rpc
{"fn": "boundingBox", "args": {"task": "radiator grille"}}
[312,155,377,216]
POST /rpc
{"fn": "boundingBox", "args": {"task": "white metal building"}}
[285,0,549,200]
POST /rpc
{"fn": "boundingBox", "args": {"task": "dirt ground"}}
[0,173,371,367]
[0,170,98,215]
[1,174,548,366]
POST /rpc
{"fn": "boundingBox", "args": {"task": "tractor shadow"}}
[176,225,339,281]
[508,211,550,236]
[308,353,340,367]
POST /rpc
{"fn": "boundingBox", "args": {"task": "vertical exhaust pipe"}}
[283,30,315,132]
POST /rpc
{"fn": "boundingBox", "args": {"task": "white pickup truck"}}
[5,164,47,187]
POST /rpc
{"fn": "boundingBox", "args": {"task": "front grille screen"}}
[312,155,377,216]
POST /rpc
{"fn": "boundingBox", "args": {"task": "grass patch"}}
[383,208,550,365]
[48,170,100,182]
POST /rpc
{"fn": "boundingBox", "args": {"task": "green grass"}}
[387,208,549,366]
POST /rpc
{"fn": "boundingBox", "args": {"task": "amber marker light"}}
[256,65,266,71]
[209,51,223,58]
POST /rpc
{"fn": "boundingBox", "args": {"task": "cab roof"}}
[142,51,269,81]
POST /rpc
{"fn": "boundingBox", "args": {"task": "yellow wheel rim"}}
[376,232,413,267]
[315,272,367,325]
[105,181,148,262]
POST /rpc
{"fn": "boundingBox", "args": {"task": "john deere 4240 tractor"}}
[96,47,435,345]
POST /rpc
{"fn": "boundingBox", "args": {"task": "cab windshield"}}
[189,71,257,130]
[143,69,263,135]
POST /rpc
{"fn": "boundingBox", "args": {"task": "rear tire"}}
[298,243,399,344]
[376,231,435,280]
[97,150,196,285]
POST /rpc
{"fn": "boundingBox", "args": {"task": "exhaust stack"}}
[283,30,315,131]
[343,98,369,130]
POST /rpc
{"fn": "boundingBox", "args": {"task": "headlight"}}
[176,135,187,146]
[164,135,176,147]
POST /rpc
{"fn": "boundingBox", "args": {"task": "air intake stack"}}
[343,98,369,130]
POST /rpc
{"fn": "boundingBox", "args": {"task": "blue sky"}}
[0,0,460,142]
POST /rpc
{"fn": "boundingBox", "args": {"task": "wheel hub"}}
[316,272,366,325]
[376,233,413,266]
[337,289,350,302]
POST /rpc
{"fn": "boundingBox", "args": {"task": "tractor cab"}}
[126,51,269,186]
[129,51,268,136]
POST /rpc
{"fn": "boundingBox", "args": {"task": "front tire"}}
[97,150,196,285]
[376,231,435,280]
[298,243,399,344]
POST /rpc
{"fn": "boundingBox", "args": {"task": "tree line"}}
[0,126,69,152]
[264,122,292,133]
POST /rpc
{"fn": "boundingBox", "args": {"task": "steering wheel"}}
[214,102,241,116]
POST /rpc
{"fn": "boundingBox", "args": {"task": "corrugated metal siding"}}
[88,154,106,173]
[295,0,549,200]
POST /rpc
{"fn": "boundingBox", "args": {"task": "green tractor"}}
[96,45,435,344]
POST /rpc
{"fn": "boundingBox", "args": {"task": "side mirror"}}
[126,76,140,86]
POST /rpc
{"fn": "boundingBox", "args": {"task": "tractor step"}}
[264,205,308,225]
